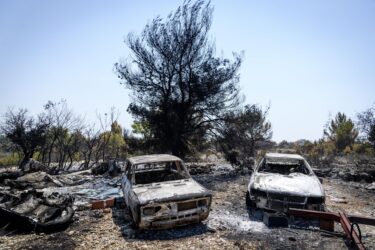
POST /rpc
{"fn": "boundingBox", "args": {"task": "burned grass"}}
[0,164,374,249]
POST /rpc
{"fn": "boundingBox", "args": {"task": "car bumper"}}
[138,207,210,229]
[249,189,325,212]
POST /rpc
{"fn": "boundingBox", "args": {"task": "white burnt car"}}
[247,153,325,212]
[121,154,212,229]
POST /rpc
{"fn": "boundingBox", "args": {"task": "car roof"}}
[264,153,305,160]
[127,154,183,165]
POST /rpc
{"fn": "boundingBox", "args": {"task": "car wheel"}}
[126,207,137,228]
[246,191,256,208]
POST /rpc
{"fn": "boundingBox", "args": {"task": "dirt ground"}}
[1,167,374,250]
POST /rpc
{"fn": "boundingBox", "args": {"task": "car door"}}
[122,161,133,207]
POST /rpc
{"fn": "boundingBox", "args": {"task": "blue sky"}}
[0,0,374,142]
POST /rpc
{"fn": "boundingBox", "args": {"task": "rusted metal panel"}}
[348,215,375,227]
[339,212,365,250]
[288,208,372,250]
[319,219,335,232]
[288,208,340,221]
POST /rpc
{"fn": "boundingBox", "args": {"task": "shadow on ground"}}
[4,231,77,250]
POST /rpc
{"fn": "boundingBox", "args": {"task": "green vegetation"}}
[0,152,20,167]
[291,111,375,166]
[324,112,358,152]
[99,121,126,160]
[217,104,272,168]
[0,101,128,169]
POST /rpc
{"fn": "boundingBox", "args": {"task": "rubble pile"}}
[312,155,375,190]
[185,162,215,175]
[0,190,74,232]
[0,157,374,249]
[0,159,78,232]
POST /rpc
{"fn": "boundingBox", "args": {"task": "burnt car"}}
[247,153,325,212]
[121,154,212,229]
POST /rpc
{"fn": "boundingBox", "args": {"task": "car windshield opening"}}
[133,161,190,185]
[259,159,310,175]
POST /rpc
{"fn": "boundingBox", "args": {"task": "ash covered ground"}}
[1,164,374,250]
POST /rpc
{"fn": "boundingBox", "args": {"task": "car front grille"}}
[177,198,209,211]
[177,200,197,211]
[268,193,307,204]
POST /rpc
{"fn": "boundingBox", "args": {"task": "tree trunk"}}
[20,151,33,169]
[20,156,28,169]
[67,150,73,170]
[47,137,58,167]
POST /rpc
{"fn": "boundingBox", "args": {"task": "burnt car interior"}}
[258,159,311,175]
[129,161,190,185]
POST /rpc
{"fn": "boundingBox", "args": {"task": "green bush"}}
[0,153,20,167]
[351,143,374,156]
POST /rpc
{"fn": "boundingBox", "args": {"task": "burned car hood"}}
[252,173,324,197]
[133,179,211,205]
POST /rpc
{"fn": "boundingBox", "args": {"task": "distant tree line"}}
[279,106,375,166]
[0,100,273,170]
[0,100,126,169]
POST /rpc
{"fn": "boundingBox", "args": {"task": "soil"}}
[1,166,374,250]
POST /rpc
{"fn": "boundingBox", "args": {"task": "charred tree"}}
[217,104,272,167]
[116,0,242,157]
[1,109,49,168]
[357,105,375,149]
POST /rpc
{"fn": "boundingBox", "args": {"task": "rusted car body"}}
[121,154,212,229]
[247,153,325,212]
